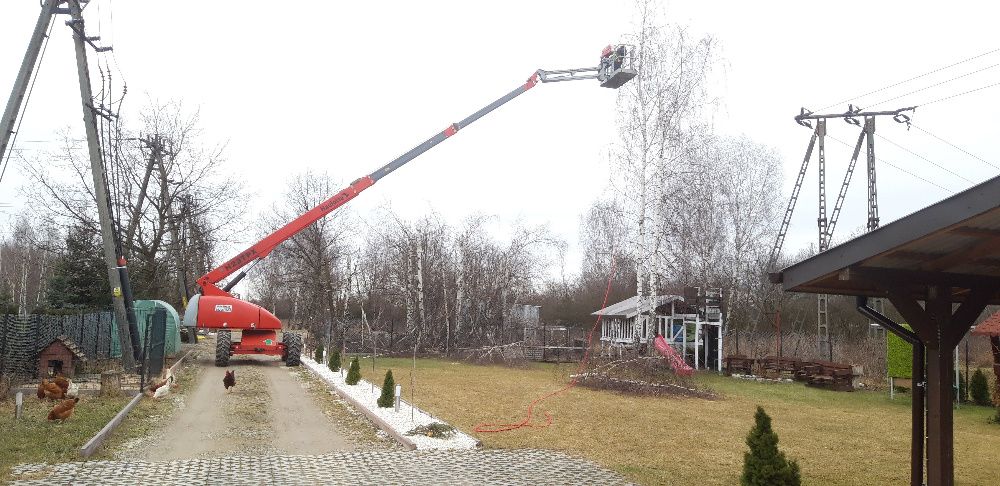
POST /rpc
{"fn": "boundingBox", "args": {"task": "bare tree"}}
[20,99,245,308]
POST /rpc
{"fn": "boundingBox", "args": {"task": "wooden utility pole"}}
[67,0,136,369]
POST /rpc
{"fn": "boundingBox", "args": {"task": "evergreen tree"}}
[328,349,341,371]
[971,369,991,406]
[46,225,111,310]
[741,406,801,486]
[314,344,325,363]
[346,357,361,385]
[377,369,395,408]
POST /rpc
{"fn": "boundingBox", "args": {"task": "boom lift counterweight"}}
[182,45,638,367]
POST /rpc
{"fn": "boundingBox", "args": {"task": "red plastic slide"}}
[654,335,694,376]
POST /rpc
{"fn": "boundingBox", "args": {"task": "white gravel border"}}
[302,357,479,450]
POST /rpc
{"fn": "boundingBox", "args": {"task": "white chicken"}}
[65,382,81,399]
[152,375,174,399]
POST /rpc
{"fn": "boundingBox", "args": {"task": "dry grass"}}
[0,394,131,482]
[360,356,1000,486]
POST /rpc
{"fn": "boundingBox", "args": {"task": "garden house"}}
[595,288,724,371]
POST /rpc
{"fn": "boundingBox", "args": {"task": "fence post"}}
[148,307,167,378]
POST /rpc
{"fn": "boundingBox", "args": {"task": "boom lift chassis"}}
[182,45,638,367]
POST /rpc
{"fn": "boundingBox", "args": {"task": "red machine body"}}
[185,45,637,366]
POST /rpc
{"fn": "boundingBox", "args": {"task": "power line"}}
[0,19,55,186]
[909,123,999,171]
[874,134,974,183]
[826,135,953,193]
[816,47,1000,112]
[864,63,1000,108]
[920,80,1000,107]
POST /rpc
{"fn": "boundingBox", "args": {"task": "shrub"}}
[328,349,341,372]
[314,344,325,363]
[346,357,361,385]
[971,369,991,406]
[377,370,395,408]
[957,372,968,402]
[741,406,801,486]
[886,324,914,379]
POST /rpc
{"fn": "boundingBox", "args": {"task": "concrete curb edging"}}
[302,359,418,451]
[79,349,194,458]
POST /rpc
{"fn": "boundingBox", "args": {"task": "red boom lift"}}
[182,45,638,367]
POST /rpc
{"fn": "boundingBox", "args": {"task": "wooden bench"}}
[724,356,754,376]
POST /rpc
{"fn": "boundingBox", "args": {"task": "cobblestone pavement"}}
[10,449,633,485]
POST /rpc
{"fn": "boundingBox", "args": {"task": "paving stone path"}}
[10,449,632,485]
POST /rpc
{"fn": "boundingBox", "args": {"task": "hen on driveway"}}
[223,370,235,392]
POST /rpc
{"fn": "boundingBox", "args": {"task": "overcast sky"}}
[2,0,998,283]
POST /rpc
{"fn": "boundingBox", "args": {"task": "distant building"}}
[594,288,724,371]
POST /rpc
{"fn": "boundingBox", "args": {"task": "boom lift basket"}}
[599,44,638,89]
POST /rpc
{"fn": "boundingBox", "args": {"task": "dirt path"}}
[136,352,354,460]
[264,360,353,453]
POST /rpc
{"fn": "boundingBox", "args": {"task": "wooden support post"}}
[888,284,993,486]
[100,371,122,397]
[15,391,23,419]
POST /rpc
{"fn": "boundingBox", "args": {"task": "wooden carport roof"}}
[771,174,1000,486]
[773,175,1000,303]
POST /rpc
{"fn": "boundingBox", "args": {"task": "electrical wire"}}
[863,63,1000,109]
[909,123,999,171]
[815,47,1000,112]
[0,19,55,186]
[826,135,953,193]
[919,80,1000,107]
[874,134,975,183]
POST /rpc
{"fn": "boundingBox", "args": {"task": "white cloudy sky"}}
[1,0,998,284]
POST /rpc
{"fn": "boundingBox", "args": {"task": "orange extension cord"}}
[474,255,617,433]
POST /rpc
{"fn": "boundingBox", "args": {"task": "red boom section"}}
[197,176,375,293]
[196,72,542,295]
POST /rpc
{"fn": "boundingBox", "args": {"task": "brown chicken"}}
[47,397,79,422]
[42,380,65,400]
[53,375,70,393]
[223,370,235,392]
[37,379,49,399]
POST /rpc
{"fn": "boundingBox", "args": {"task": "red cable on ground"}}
[474,255,617,433]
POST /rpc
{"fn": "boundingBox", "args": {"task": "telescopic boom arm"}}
[196,45,637,295]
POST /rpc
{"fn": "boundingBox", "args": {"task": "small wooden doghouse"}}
[37,335,88,378]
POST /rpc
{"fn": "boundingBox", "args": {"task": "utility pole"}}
[67,0,138,369]
[0,0,62,162]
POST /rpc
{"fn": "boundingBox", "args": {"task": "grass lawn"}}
[356,356,1000,486]
[0,351,200,481]
[0,393,131,481]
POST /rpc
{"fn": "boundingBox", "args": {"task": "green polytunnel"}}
[111,300,182,358]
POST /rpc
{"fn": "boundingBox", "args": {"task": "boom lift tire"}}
[284,332,302,367]
[215,330,232,367]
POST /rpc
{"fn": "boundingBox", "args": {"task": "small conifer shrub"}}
[741,406,801,486]
[377,370,396,408]
[346,357,361,385]
[328,349,341,372]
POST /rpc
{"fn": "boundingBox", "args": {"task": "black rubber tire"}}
[215,330,232,367]
[284,332,302,367]
[280,333,289,362]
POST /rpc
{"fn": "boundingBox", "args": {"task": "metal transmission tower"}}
[769,105,914,359]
